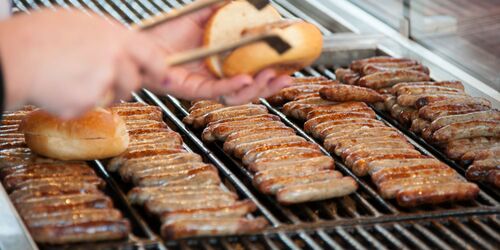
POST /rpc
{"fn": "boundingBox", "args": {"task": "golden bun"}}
[204,1,322,77]
[20,108,129,160]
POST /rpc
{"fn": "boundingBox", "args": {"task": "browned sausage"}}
[160,200,257,224]
[29,219,130,244]
[304,112,376,132]
[444,137,500,160]
[396,182,479,207]
[465,164,499,182]
[378,176,462,199]
[233,136,306,159]
[418,103,491,121]
[350,57,416,72]
[396,85,463,96]
[161,217,267,240]
[370,161,448,182]
[397,93,467,107]
[204,105,268,125]
[461,146,500,162]
[223,127,296,153]
[428,110,500,133]
[319,85,384,103]
[241,142,320,165]
[410,118,430,134]
[362,64,429,76]
[432,121,500,142]
[276,177,358,204]
[257,170,343,194]
[248,156,334,173]
[392,81,464,94]
[358,70,430,89]
[415,95,488,109]
[128,184,221,205]
[202,120,285,142]
[119,152,203,178]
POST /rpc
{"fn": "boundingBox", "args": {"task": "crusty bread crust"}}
[20,108,129,160]
[203,1,282,77]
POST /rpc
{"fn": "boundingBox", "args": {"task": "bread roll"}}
[20,108,129,160]
[204,1,323,77]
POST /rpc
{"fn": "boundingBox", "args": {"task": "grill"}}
[10,0,500,249]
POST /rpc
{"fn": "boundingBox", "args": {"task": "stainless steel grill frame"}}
[8,1,500,249]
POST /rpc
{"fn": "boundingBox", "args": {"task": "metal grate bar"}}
[355,226,387,250]
[392,224,430,250]
[91,0,131,26]
[164,0,183,9]
[23,0,40,9]
[470,217,500,241]
[124,0,152,19]
[373,225,409,250]
[413,224,452,250]
[53,0,70,9]
[108,0,142,24]
[13,0,31,12]
[38,0,55,9]
[336,227,367,250]
[431,221,471,250]
[149,0,172,12]
[136,0,161,16]
[449,218,494,249]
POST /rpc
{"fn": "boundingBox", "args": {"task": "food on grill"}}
[187,101,357,204]
[0,107,130,244]
[342,56,499,187]
[108,102,266,239]
[204,1,322,77]
[358,70,431,89]
[267,79,338,106]
[20,108,129,160]
[319,85,384,103]
[272,75,481,206]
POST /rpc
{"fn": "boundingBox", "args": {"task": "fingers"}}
[114,55,141,102]
[126,32,166,86]
[223,69,276,105]
[154,66,253,100]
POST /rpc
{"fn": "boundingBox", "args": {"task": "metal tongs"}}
[135,0,292,67]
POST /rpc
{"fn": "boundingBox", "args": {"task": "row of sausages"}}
[0,106,130,245]
[267,76,480,207]
[184,100,358,204]
[335,56,499,188]
[107,102,267,240]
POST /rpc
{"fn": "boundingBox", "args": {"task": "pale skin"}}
[0,7,292,119]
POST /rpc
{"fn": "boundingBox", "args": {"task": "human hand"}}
[145,1,292,104]
[0,9,166,118]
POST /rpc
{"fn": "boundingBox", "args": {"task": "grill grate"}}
[10,1,500,249]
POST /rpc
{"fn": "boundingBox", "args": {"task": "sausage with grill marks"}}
[145,194,237,214]
[461,146,500,162]
[367,157,440,174]
[374,168,458,186]
[378,175,463,199]
[233,136,306,158]
[257,170,343,194]
[428,110,500,133]
[418,103,491,121]
[432,121,500,142]
[309,118,384,138]
[135,164,219,187]
[344,150,422,168]
[248,156,334,172]
[5,175,106,192]
[277,177,358,204]
[319,123,387,141]
[304,112,376,132]
[466,164,499,182]
[25,208,123,228]
[241,142,320,165]
[415,95,488,109]
[391,81,464,94]
[161,217,268,240]
[397,93,467,107]
[410,118,430,134]
[396,85,463,96]
[184,104,225,128]
[203,104,268,125]
[319,85,384,103]
[119,152,203,178]
[253,162,335,185]
[350,56,416,72]
[362,64,429,75]
[202,121,285,142]
[371,162,449,183]
[396,182,479,207]
[223,127,296,153]
[29,219,130,244]
[358,70,430,89]
[160,200,257,224]
[444,137,500,159]
[128,184,221,205]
